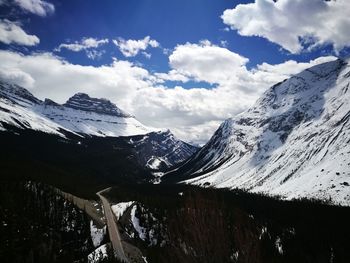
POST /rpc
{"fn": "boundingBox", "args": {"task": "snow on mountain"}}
[0,82,198,172]
[0,82,154,137]
[127,130,198,172]
[165,58,350,206]
[40,101,152,138]
[0,82,69,136]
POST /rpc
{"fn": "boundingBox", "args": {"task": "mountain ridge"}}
[0,82,198,172]
[63,92,133,118]
[0,82,153,137]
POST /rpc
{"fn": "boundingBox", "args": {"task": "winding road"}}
[97,188,128,262]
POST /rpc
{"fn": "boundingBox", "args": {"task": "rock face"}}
[164,59,350,206]
[64,93,132,118]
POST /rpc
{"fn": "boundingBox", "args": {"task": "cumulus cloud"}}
[168,40,248,85]
[0,47,336,144]
[14,0,54,16]
[113,36,160,57]
[0,50,151,104]
[0,19,39,46]
[221,0,350,54]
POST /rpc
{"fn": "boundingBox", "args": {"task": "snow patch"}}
[111,201,134,220]
[88,244,108,263]
[146,157,163,170]
[130,205,147,241]
[90,220,106,248]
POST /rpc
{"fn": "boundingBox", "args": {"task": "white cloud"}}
[0,67,35,87]
[86,50,105,60]
[55,38,109,60]
[141,51,151,59]
[220,40,228,48]
[0,47,337,144]
[155,70,189,83]
[222,0,350,54]
[169,40,248,85]
[56,37,109,52]
[162,48,172,55]
[113,36,160,57]
[14,0,54,16]
[0,19,39,46]
[0,51,151,105]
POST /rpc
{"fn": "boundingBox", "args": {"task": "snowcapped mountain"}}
[164,58,350,206]
[0,82,153,137]
[0,82,197,172]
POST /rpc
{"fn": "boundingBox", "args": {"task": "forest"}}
[105,184,350,263]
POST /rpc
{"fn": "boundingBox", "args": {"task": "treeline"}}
[0,180,94,263]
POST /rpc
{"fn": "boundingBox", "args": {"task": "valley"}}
[1,58,350,262]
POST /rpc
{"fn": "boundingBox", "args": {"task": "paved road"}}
[97,188,128,262]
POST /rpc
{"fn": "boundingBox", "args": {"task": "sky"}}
[0,0,350,144]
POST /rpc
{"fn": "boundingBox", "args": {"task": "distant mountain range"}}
[164,58,350,206]
[0,82,198,179]
[0,82,152,137]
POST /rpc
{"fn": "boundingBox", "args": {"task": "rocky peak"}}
[0,82,41,104]
[44,98,60,107]
[64,93,133,117]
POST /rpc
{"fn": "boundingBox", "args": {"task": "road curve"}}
[97,188,128,262]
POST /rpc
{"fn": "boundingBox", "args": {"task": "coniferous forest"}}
[0,181,93,263]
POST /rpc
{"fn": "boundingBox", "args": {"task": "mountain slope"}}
[126,130,198,171]
[164,58,350,206]
[0,82,153,137]
[0,82,197,174]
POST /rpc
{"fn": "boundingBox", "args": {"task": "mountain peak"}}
[0,81,41,104]
[64,93,133,117]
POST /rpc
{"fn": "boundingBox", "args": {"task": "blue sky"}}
[0,0,349,143]
[2,0,341,69]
